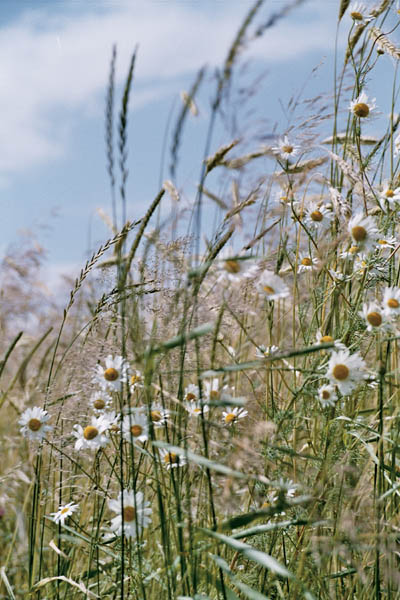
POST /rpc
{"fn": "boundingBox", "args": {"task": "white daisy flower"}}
[272,135,300,160]
[184,383,200,402]
[73,415,110,451]
[89,391,112,414]
[255,345,280,359]
[222,406,248,426]
[348,213,378,254]
[328,268,347,282]
[349,91,376,118]
[360,302,389,332]
[130,370,143,393]
[376,236,397,253]
[108,489,152,539]
[159,448,187,470]
[19,407,52,442]
[186,399,210,417]
[149,404,170,427]
[216,247,258,284]
[94,355,129,391]
[303,201,333,231]
[203,378,221,401]
[256,269,289,301]
[382,286,400,317]
[379,181,400,209]
[395,131,400,156]
[340,245,361,259]
[122,409,148,444]
[50,502,79,526]
[326,349,366,395]
[297,253,319,273]
[318,384,338,408]
[316,330,346,351]
[348,2,373,22]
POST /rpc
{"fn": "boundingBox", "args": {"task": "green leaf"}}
[202,529,293,578]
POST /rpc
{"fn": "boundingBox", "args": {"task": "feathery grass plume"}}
[205,139,240,174]
[198,185,229,209]
[370,26,400,59]
[105,44,117,229]
[163,179,180,203]
[345,23,367,63]
[253,0,307,38]
[170,66,205,179]
[338,0,350,20]
[118,47,137,225]
[274,155,328,176]
[322,133,379,145]
[219,145,277,169]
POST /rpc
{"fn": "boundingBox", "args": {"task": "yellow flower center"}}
[224,260,241,274]
[263,285,275,295]
[93,398,106,410]
[349,246,359,254]
[151,410,162,422]
[209,390,219,399]
[123,506,136,522]
[353,102,369,118]
[351,225,367,242]
[261,501,270,509]
[61,507,70,515]
[193,407,202,414]
[282,144,294,154]
[378,240,387,245]
[387,298,400,309]
[311,210,323,222]
[301,257,312,266]
[130,425,143,437]
[28,418,42,432]
[332,364,350,381]
[385,189,394,198]
[83,426,99,440]
[320,335,333,343]
[322,390,331,400]
[350,11,363,20]
[225,413,236,424]
[104,367,119,381]
[367,311,382,327]
[186,393,196,401]
[164,452,178,464]
[130,374,141,385]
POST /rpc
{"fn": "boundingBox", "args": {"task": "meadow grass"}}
[2,1,400,598]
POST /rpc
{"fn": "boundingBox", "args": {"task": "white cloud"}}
[0,1,338,178]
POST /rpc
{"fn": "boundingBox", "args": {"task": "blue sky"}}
[1,0,397,286]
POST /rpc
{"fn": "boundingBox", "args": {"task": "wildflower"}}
[379,181,400,209]
[326,349,366,395]
[19,407,52,442]
[376,236,397,253]
[217,247,258,284]
[316,330,346,351]
[349,91,376,119]
[186,399,210,417]
[348,2,373,22]
[89,391,112,413]
[50,502,79,526]
[318,384,338,408]
[149,404,170,427]
[203,378,220,401]
[255,344,280,359]
[297,253,319,273]
[73,415,110,451]
[184,383,200,402]
[348,213,378,254]
[340,245,360,259]
[130,370,143,392]
[256,269,289,301]
[382,286,400,317]
[222,406,248,425]
[108,490,152,539]
[360,302,389,332]
[272,135,300,160]
[122,409,148,444]
[159,448,187,469]
[303,201,333,231]
[94,355,129,391]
